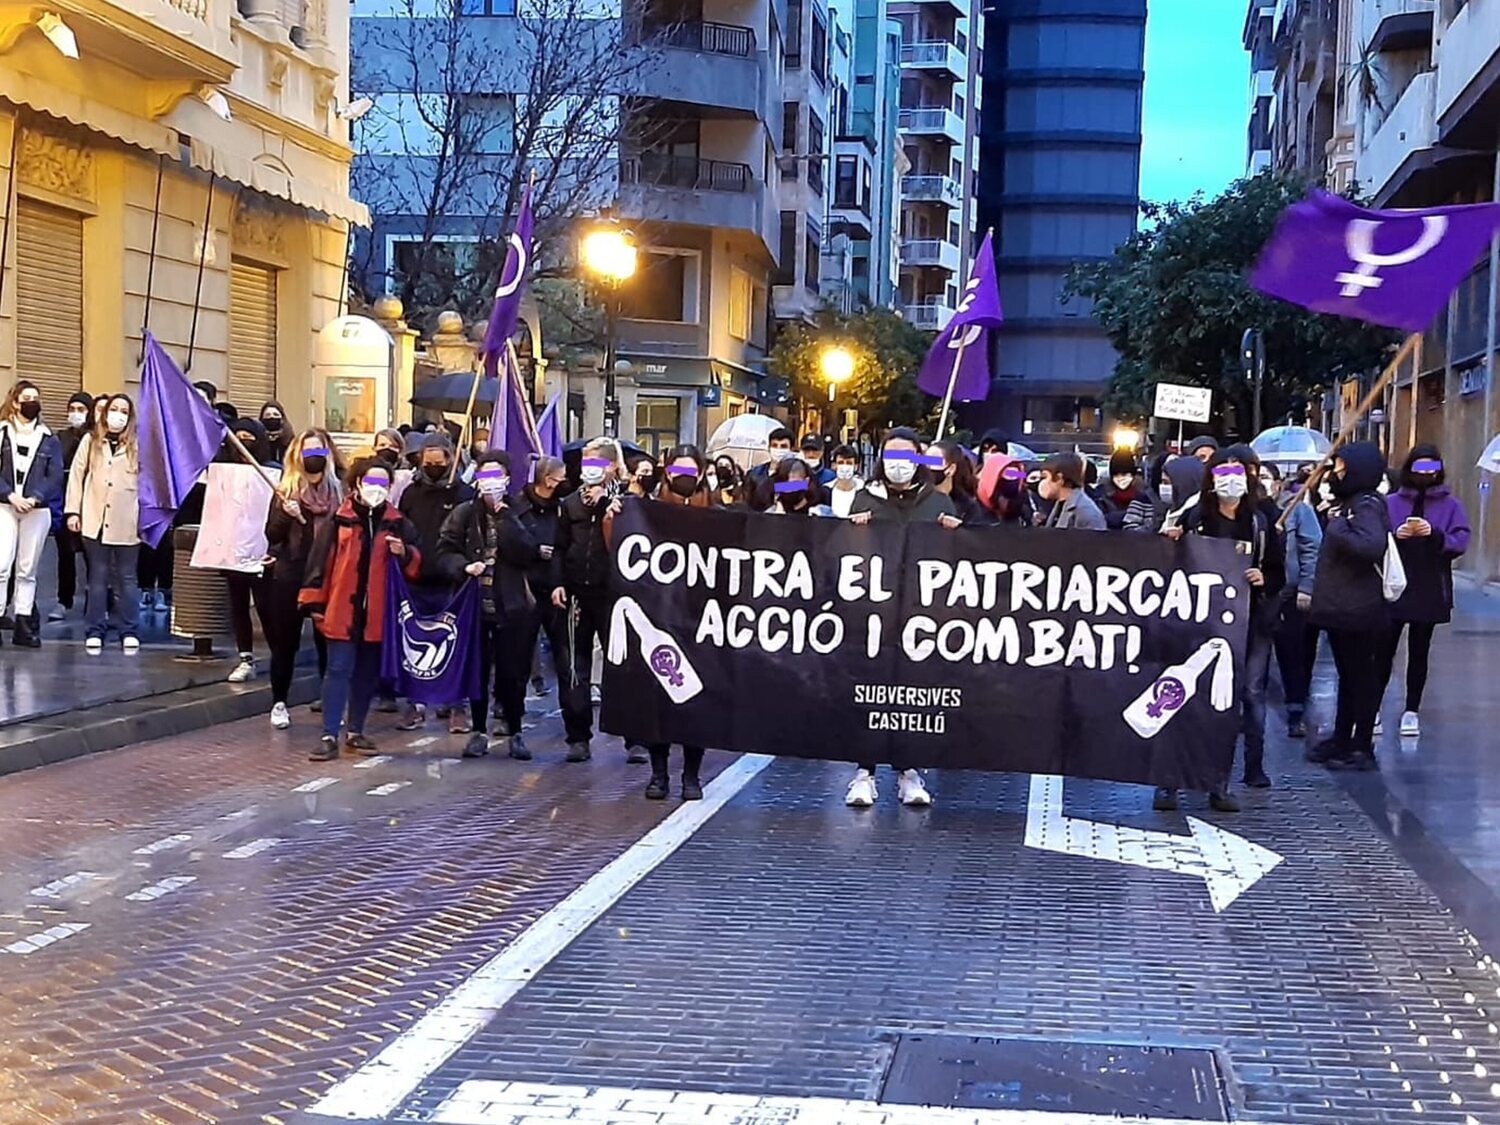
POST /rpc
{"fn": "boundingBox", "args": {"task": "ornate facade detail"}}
[16,128,95,203]
[232,195,288,263]
[268,53,290,92]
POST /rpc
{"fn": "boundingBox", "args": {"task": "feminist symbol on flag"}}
[1335,216,1448,298]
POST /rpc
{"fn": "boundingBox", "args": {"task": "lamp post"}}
[820,344,855,441]
[1242,327,1266,435]
[581,219,638,438]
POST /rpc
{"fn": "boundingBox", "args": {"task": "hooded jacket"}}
[398,469,474,586]
[975,454,1036,527]
[1308,441,1391,632]
[1385,446,1470,624]
[1159,456,1207,531]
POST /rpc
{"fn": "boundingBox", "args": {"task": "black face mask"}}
[667,474,699,498]
[19,401,41,421]
[262,416,283,433]
[377,448,400,467]
[423,463,449,482]
[302,455,327,476]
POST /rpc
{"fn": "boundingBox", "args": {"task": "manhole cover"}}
[879,1034,1230,1121]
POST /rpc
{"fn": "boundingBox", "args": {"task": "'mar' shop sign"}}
[600,499,1248,790]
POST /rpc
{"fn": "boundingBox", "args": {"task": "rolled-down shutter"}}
[229,260,277,409]
[16,198,83,425]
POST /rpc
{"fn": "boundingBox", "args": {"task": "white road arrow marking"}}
[1024,775,1283,912]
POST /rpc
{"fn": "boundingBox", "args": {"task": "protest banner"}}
[380,557,484,706]
[189,463,280,573]
[601,500,1249,791]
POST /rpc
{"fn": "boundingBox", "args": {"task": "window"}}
[729,266,753,341]
[786,0,802,66]
[810,11,827,83]
[618,250,700,323]
[782,102,799,151]
[807,111,824,194]
[460,0,515,13]
[834,156,858,208]
[461,94,514,154]
[805,217,821,293]
[777,211,798,285]
[635,396,682,457]
[391,236,481,291]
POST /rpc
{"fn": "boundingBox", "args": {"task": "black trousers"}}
[226,571,273,656]
[1328,627,1384,751]
[1273,596,1313,714]
[470,619,531,736]
[522,599,572,699]
[1376,621,1438,714]
[648,744,704,778]
[137,535,174,593]
[55,528,82,609]
[559,591,613,745]
[267,577,327,705]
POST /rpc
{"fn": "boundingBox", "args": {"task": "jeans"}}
[321,639,381,739]
[0,506,51,618]
[83,538,140,640]
[1240,626,1274,774]
[267,577,327,705]
[1375,620,1438,714]
[559,590,613,745]
[1273,595,1313,716]
[469,619,531,736]
[1328,627,1383,751]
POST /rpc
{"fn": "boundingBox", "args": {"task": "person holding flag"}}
[916,230,1002,439]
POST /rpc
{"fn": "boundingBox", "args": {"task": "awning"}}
[621,353,771,396]
[0,74,177,164]
[188,137,369,226]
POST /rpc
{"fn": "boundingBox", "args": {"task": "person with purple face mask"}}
[437,450,541,760]
[1375,445,1471,738]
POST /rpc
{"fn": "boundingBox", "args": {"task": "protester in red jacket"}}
[300,456,422,761]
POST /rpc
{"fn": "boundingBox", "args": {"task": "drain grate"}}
[879,1033,1230,1121]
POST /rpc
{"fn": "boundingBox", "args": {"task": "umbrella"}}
[1250,425,1332,465]
[410,371,497,414]
[1478,434,1500,474]
[1007,441,1040,462]
[706,413,784,470]
[561,437,645,477]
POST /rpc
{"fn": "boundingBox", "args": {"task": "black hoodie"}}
[516,484,563,598]
[1308,441,1391,632]
[398,469,475,586]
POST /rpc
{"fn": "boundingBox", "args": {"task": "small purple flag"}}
[535,392,563,459]
[487,353,543,492]
[381,555,483,705]
[137,332,226,549]
[917,230,1003,402]
[1250,189,1500,332]
[481,182,534,380]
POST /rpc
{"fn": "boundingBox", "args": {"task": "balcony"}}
[654,20,755,57]
[901,238,961,273]
[1367,0,1434,54]
[904,300,955,331]
[27,0,238,85]
[900,41,965,82]
[901,173,962,209]
[622,154,751,192]
[1435,0,1500,139]
[903,0,967,15]
[617,156,766,242]
[1358,70,1436,203]
[633,21,769,120]
[898,107,964,145]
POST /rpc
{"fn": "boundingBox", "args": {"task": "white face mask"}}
[1159,482,1174,505]
[705,471,718,492]
[1213,474,1248,501]
[1111,474,1134,491]
[884,459,917,486]
[68,410,88,429]
[768,447,792,463]
[106,410,129,433]
[360,483,390,508]
[803,456,821,469]
[835,464,856,481]
[580,465,607,486]
[478,477,508,500]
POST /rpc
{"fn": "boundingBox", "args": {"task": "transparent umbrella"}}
[1250,425,1332,465]
[1478,434,1500,474]
[706,413,785,469]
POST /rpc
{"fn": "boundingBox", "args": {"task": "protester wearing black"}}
[223,417,279,683]
[396,434,476,733]
[976,428,1010,465]
[51,391,94,619]
[259,400,293,463]
[551,439,624,762]
[438,450,540,759]
[933,441,989,525]
[1306,442,1391,771]
[745,427,795,511]
[1097,451,1164,532]
[516,456,571,727]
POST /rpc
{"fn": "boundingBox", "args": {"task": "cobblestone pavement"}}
[4,643,1500,1124]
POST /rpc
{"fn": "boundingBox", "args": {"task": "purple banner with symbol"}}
[481,183,534,380]
[1250,189,1500,331]
[380,556,483,705]
[916,230,1003,402]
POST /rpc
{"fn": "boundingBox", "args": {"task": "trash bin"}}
[171,525,230,659]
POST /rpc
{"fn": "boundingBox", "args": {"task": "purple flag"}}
[481,182,534,380]
[535,392,563,458]
[917,230,1003,401]
[380,556,483,705]
[487,353,543,492]
[1250,189,1500,331]
[136,332,226,549]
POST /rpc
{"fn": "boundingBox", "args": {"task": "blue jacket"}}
[1280,495,1323,595]
[0,422,66,510]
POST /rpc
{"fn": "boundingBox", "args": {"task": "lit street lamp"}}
[1242,327,1266,435]
[581,220,638,438]
[820,344,856,443]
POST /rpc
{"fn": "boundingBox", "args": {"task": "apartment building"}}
[1269,0,1342,177]
[1245,2,1277,173]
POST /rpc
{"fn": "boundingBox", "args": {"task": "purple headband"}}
[665,465,699,476]
[1000,464,1026,480]
[362,467,392,483]
[885,451,943,467]
[303,447,331,458]
[581,457,612,469]
[1412,458,1442,473]
[774,479,809,493]
[1211,464,1246,477]
[475,467,508,480]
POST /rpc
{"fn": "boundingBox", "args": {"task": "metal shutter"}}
[16,198,83,424]
[229,260,277,409]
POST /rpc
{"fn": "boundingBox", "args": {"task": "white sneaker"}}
[1399,710,1420,737]
[227,658,257,683]
[122,637,140,653]
[1373,715,1384,737]
[85,637,102,654]
[845,769,877,808]
[270,702,291,730]
[898,769,933,808]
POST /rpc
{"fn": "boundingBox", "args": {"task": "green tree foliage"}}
[769,308,936,430]
[1063,172,1398,435]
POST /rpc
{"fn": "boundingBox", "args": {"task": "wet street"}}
[1,593,1500,1125]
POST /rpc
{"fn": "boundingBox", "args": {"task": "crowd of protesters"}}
[0,377,1473,811]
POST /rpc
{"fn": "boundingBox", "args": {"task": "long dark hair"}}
[1400,443,1445,489]
[934,440,977,501]
[771,453,826,509]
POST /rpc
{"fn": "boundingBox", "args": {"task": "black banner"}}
[600,499,1249,790]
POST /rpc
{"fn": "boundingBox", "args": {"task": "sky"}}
[1139,0,1251,205]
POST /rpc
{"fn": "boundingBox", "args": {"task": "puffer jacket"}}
[436,497,539,622]
[299,497,423,643]
[1308,441,1391,633]
[850,481,955,524]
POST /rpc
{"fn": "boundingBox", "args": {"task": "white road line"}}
[408,736,440,748]
[366,781,412,797]
[132,833,193,856]
[431,1080,1267,1125]
[293,777,340,794]
[217,805,259,822]
[125,875,197,902]
[353,755,392,769]
[28,871,98,898]
[309,753,775,1120]
[4,922,90,955]
[223,837,281,859]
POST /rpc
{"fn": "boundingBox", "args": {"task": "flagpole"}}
[221,425,299,521]
[934,336,969,443]
[1275,331,1419,530]
[449,370,484,486]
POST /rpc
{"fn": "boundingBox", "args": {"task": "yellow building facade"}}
[0,0,365,428]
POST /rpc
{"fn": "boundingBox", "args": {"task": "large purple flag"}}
[535,392,563,458]
[481,182,534,380]
[917,230,1003,401]
[1250,189,1500,332]
[487,354,543,492]
[137,332,226,549]
[381,556,483,705]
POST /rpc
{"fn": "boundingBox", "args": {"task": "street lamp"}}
[820,344,856,443]
[581,220,638,438]
[1111,426,1140,451]
[1242,327,1266,435]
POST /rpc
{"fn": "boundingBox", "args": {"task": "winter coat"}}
[436,498,539,623]
[975,454,1035,527]
[1386,484,1470,624]
[1308,442,1390,633]
[556,487,616,595]
[298,497,423,643]
[0,421,65,508]
[515,485,564,599]
[65,432,140,546]
[1096,480,1164,533]
[1189,497,1287,632]
[265,491,338,584]
[949,489,995,527]
[398,471,475,586]
[1279,496,1323,596]
[850,481,956,524]
[1043,487,1107,531]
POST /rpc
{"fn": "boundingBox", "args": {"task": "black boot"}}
[681,746,705,801]
[1242,747,1270,789]
[645,747,670,800]
[12,615,38,648]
